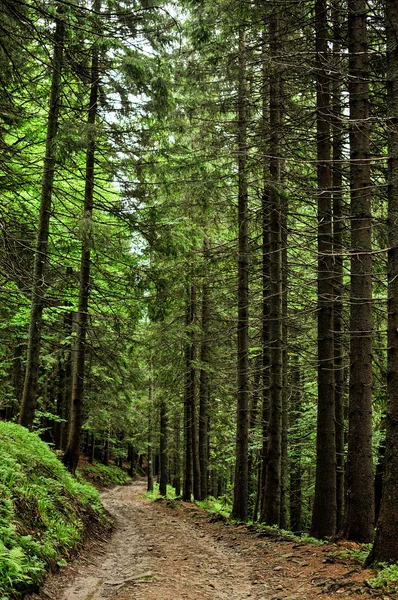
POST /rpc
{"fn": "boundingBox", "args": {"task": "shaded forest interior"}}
[2,0,398,566]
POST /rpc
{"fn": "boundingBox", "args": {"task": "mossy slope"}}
[0,422,105,599]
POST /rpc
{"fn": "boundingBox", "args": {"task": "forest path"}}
[30,479,379,600]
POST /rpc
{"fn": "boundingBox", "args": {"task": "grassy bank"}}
[0,422,108,599]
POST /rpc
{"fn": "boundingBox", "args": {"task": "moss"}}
[0,422,108,599]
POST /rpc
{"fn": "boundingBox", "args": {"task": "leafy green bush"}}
[77,461,131,487]
[0,422,107,599]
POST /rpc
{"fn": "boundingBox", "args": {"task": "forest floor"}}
[27,479,388,600]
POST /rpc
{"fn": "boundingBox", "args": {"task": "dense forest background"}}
[2,0,398,564]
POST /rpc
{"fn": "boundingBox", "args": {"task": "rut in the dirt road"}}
[30,480,376,600]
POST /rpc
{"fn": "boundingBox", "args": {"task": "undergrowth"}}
[0,422,108,599]
[367,563,398,593]
[78,461,131,487]
[146,483,178,500]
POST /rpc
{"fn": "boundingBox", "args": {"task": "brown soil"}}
[28,480,387,600]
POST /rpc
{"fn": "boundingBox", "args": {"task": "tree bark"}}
[310,0,337,539]
[332,0,345,534]
[19,7,65,429]
[63,3,99,472]
[147,376,154,492]
[159,398,168,497]
[290,357,303,534]
[366,0,398,563]
[343,0,374,542]
[231,21,249,522]
[262,12,283,527]
[199,246,210,500]
[191,284,201,501]
[183,285,194,501]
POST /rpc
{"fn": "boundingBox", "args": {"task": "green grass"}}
[0,422,108,599]
[77,461,131,487]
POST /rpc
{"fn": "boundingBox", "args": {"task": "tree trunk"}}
[231,22,249,522]
[310,0,337,539]
[183,285,193,501]
[290,357,302,534]
[332,0,345,534]
[147,376,154,492]
[199,248,210,500]
[63,7,99,472]
[248,355,261,508]
[280,190,289,530]
[191,284,201,501]
[260,27,270,520]
[172,411,181,496]
[343,0,374,542]
[19,7,65,429]
[366,0,398,563]
[262,12,283,528]
[54,356,65,450]
[159,398,168,497]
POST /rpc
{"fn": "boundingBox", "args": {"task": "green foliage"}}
[0,422,106,599]
[196,496,232,519]
[145,482,178,500]
[77,461,131,487]
[332,544,373,566]
[367,563,398,593]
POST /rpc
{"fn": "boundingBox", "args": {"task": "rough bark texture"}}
[332,0,345,534]
[262,13,283,527]
[63,7,99,472]
[159,398,168,497]
[310,0,337,539]
[280,189,289,530]
[231,24,249,522]
[290,358,302,534]
[172,412,181,497]
[19,9,65,429]
[147,379,154,493]
[183,285,194,501]
[366,0,398,563]
[343,0,374,542]
[199,249,210,500]
[190,284,201,501]
[259,29,270,521]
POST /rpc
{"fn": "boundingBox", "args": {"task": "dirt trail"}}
[30,480,382,600]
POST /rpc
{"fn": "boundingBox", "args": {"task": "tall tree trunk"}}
[147,377,154,492]
[63,4,99,472]
[343,0,374,542]
[54,356,65,449]
[232,21,249,522]
[159,398,168,497]
[183,285,194,501]
[19,8,65,429]
[248,355,261,506]
[332,0,345,534]
[199,246,210,500]
[365,0,398,563]
[191,284,201,501]
[290,356,303,534]
[172,411,181,496]
[262,12,283,527]
[310,0,337,539]
[260,26,270,520]
[280,190,289,530]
